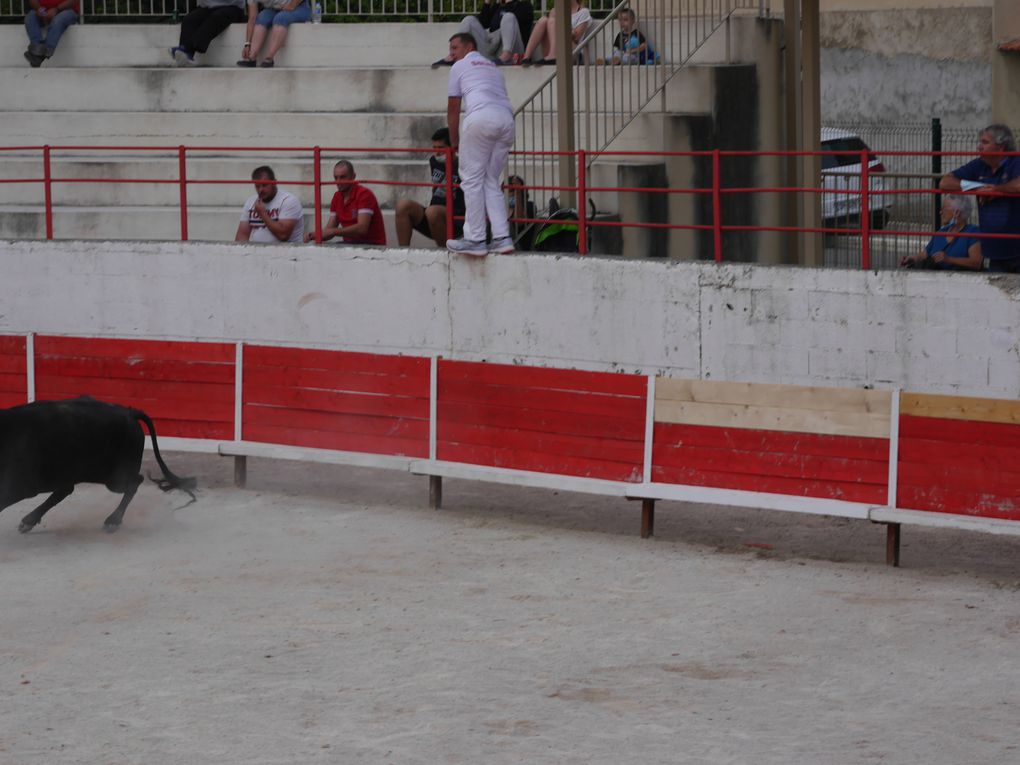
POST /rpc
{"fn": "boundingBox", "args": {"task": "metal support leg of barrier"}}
[885,523,901,567]
[233,456,247,488]
[641,498,655,539]
[429,475,442,510]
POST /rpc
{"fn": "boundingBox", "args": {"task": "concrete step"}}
[0,111,450,147]
[0,65,553,113]
[0,62,715,114]
[0,15,758,69]
[0,23,460,69]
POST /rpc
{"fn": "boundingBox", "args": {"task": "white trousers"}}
[459,106,515,242]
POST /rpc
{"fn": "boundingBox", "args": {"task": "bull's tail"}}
[131,409,198,505]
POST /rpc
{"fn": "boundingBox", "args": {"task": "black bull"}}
[0,397,197,532]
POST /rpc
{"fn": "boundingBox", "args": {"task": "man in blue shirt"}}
[940,124,1020,273]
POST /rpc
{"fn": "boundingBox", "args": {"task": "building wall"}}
[2,240,1017,399]
[819,3,993,126]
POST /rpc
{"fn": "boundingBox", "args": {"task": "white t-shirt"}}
[448,51,513,117]
[570,6,592,30]
[240,188,305,244]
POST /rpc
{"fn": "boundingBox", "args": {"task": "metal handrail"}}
[510,0,760,214]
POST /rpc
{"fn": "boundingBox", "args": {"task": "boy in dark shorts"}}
[395,127,466,247]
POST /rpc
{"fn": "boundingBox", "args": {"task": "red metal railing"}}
[3,144,1018,268]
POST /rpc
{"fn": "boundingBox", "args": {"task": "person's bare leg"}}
[426,205,449,247]
[263,24,288,61]
[248,24,267,60]
[395,198,424,246]
[523,16,548,61]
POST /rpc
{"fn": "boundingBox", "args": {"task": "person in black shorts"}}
[395,127,466,247]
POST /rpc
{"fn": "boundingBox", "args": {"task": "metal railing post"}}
[178,145,189,241]
[314,145,323,244]
[445,147,455,242]
[712,149,723,262]
[931,117,942,232]
[860,148,871,270]
[43,145,53,240]
[577,149,587,255]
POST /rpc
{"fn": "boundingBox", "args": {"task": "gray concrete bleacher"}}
[0,15,776,248]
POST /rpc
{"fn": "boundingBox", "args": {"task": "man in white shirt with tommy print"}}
[235,164,305,244]
[445,32,516,257]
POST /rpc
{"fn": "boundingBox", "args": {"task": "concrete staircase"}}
[0,17,779,252]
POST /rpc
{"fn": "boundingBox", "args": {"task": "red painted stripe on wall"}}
[896,485,1020,521]
[896,414,1020,518]
[651,464,887,504]
[436,360,645,481]
[440,377,646,419]
[652,422,888,502]
[655,421,889,460]
[440,421,644,464]
[244,424,428,458]
[0,336,27,408]
[242,346,430,457]
[900,414,1020,449]
[439,441,643,482]
[34,336,235,439]
[441,359,647,397]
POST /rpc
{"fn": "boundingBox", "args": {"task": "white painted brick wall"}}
[1,240,1017,400]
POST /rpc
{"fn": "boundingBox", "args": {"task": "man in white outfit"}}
[445,32,516,257]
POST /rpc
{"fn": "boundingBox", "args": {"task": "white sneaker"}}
[174,48,197,67]
[489,236,514,254]
[446,238,488,257]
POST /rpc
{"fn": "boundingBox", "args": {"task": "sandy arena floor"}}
[2,452,1019,764]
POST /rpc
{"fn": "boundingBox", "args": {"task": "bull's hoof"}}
[18,521,36,534]
[102,521,121,533]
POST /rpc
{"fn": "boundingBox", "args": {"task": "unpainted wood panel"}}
[901,392,1020,426]
[654,399,891,438]
[655,378,891,414]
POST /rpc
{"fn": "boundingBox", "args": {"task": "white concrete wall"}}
[2,240,1018,398]
[819,6,993,126]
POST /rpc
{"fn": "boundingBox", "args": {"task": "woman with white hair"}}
[900,194,982,270]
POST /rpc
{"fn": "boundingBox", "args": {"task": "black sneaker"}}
[24,49,44,68]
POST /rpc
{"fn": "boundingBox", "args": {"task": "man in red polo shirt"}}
[305,160,387,246]
[24,0,79,67]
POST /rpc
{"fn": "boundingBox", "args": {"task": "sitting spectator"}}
[170,0,246,67]
[306,160,387,246]
[939,123,1020,273]
[601,8,655,65]
[522,0,591,65]
[236,0,310,68]
[395,128,466,247]
[431,0,534,67]
[505,174,536,248]
[23,0,78,68]
[235,165,305,243]
[900,194,982,270]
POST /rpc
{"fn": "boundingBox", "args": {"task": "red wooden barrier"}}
[0,335,28,409]
[33,336,235,439]
[437,360,646,481]
[652,380,891,504]
[242,345,430,457]
[898,393,1020,521]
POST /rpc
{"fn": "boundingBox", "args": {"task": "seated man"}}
[170,0,246,67]
[235,165,305,243]
[306,160,387,246]
[24,0,78,68]
[395,128,466,247]
[432,0,533,66]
